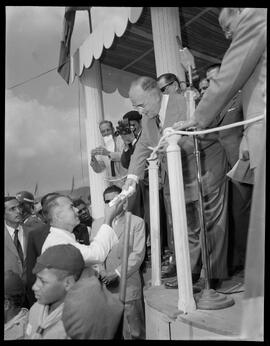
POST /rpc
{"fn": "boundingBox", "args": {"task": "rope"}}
[149,114,265,161]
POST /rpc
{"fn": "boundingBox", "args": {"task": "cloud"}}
[5,90,89,196]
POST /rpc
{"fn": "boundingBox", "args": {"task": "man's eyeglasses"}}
[160,81,174,93]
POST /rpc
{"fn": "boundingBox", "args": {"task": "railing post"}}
[148,155,162,286]
[165,129,196,313]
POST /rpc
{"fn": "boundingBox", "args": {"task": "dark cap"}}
[16,191,35,204]
[33,244,85,275]
[5,270,25,296]
[123,110,142,122]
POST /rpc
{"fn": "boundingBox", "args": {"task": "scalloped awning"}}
[69,7,143,84]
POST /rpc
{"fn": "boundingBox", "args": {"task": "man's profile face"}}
[130,85,162,119]
[5,199,22,226]
[99,123,114,137]
[32,268,67,306]
[55,197,80,230]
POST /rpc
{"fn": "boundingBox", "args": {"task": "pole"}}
[119,211,131,303]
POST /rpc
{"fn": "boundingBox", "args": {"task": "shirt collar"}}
[49,226,75,239]
[5,223,23,236]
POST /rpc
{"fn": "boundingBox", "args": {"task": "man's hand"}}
[98,269,119,286]
[91,146,110,157]
[104,198,125,226]
[172,118,197,131]
[239,136,250,161]
[122,177,137,192]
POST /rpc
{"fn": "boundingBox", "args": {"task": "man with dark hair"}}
[25,244,85,339]
[90,119,127,188]
[5,197,31,298]
[72,198,93,245]
[93,185,145,339]
[26,192,60,307]
[4,270,29,340]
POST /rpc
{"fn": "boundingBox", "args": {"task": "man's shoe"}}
[164,278,178,289]
[165,278,201,293]
[161,264,177,278]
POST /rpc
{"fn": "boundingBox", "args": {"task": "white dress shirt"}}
[42,225,119,265]
[6,224,25,255]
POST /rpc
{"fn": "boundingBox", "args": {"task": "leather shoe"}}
[161,264,177,278]
[165,278,201,294]
[164,278,178,289]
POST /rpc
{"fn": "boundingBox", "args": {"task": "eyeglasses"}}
[160,81,174,93]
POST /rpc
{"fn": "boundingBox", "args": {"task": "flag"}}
[57,7,92,84]
[70,176,75,194]
[34,182,39,197]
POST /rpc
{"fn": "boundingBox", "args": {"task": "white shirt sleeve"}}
[73,224,118,264]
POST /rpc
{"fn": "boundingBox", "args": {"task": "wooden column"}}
[148,156,161,286]
[165,130,196,313]
[150,7,185,81]
[80,60,106,219]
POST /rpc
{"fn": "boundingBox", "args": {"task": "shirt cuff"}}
[127,174,139,184]
[115,269,121,277]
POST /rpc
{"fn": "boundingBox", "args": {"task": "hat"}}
[5,270,25,296]
[33,244,85,275]
[62,276,124,339]
[16,191,35,204]
[123,110,142,122]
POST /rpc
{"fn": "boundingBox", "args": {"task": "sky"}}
[5,6,132,197]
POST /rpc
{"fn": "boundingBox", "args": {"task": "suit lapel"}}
[5,226,19,258]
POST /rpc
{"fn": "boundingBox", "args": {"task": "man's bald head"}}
[129,76,162,119]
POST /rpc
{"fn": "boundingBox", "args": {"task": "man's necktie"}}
[14,229,24,265]
[110,160,116,177]
[156,115,163,135]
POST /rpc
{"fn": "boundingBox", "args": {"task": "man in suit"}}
[123,76,229,289]
[26,192,60,307]
[205,64,253,274]
[94,185,145,339]
[5,196,31,307]
[176,8,266,180]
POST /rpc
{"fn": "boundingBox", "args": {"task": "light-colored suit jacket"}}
[128,93,228,202]
[5,225,30,284]
[92,213,145,302]
[194,8,266,170]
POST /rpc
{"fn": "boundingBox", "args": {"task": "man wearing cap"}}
[5,197,31,292]
[16,191,43,229]
[5,270,29,340]
[41,194,125,265]
[25,244,85,339]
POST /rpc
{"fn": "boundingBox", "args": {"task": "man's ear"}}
[64,275,76,292]
[4,299,11,311]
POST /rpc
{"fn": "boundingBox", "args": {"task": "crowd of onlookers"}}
[4,7,266,340]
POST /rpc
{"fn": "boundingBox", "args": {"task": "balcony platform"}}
[143,271,245,340]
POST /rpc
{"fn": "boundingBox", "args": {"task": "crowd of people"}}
[4,7,265,340]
